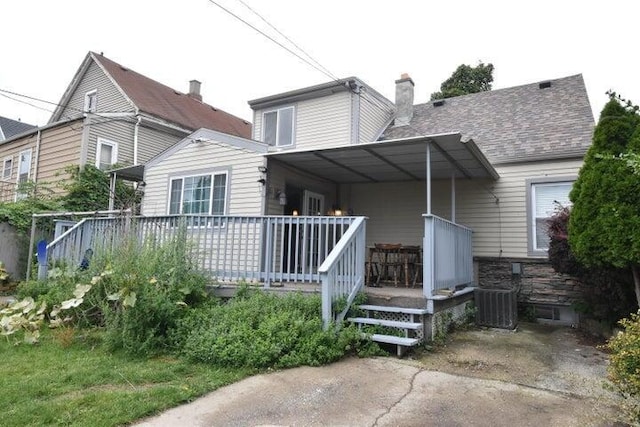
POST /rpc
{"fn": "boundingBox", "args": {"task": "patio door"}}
[302,191,325,274]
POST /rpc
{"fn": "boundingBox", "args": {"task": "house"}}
[0,116,38,200]
[50,73,594,350]
[0,116,36,142]
[0,51,251,202]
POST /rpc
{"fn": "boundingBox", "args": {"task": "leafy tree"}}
[60,165,139,212]
[430,62,494,100]
[569,94,640,307]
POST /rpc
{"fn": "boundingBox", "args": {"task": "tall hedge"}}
[569,95,640,306]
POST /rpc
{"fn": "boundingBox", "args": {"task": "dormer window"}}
[263,106,294,147]
[84,90,97,112]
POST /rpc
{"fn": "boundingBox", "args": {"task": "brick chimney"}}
[394,73,414,126]
[188,80,202,101]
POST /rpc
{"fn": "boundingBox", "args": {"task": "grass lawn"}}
[0,328,251,427]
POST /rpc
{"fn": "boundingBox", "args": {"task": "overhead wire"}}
[234,0,339,82]
[207,0,337,83]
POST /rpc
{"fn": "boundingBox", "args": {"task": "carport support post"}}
[451,172,456,223]
[426,140,431,215]
[108,173,117,212]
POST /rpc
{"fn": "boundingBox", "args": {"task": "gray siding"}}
[86,118,135,168]
[253,92,352,150]
[58,61,133,119]
[358,90,395,143]
[142,139,264,216]
[136,125,184,164]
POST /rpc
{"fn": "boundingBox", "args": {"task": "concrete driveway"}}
[135,325,621,427]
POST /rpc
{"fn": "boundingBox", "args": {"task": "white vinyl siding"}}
[57,60,133,119]
[95,138,118,170]
[345,159,583,258]
[2,157,12,180]
[254,92,352,151]
[142,138,264,217]
[265,162,337,216]
[358,90,395,143]
[528,179,573,255]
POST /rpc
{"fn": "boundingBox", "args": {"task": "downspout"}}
[33,129,42,184]
[133,113,141,165]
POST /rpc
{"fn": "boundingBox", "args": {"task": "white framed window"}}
[2,156,12,180]
[168,172,228,222]
[84,90,97,113]
[527,178,574,255]
[263,106,295,147]
[15,149,32,200]
[95,138,118,170]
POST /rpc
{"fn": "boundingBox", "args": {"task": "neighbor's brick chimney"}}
[394,73,414,126]
[188,80,202,101]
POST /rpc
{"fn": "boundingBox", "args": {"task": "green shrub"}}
[607,310,640,422]
[177,289,375,369]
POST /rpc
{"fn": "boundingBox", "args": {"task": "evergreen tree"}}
[569,94,640,306]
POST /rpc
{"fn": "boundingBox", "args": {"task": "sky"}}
[1,0,638,127]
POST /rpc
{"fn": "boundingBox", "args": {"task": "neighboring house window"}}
[263,106,294,147]
[527,179,573,255]
[15,149,32,200]
[84,90,97,112]
[2,157,12,180]
[169,172,228,216]
[96,138,118,170]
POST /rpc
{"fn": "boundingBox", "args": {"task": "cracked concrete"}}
[135,325,621,427]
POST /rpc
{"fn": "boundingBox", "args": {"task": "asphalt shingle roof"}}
[0,116,36,142]
[93,53,252,139]
[382,74,594,164]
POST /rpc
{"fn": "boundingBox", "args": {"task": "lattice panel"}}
[366,311,425,341]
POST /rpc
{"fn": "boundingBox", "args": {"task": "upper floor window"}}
[169,172,227,216]
[2,157,12,180]
[96,138,118,170]
[528,178,573,255]
[15,149,32,201]
[84,90,97,112]
[263,106,294,147]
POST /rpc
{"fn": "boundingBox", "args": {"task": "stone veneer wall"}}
[475,257,583,306]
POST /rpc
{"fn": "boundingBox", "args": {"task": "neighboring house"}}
[0,116,38,201]
[0,51,251,202]
[140,73,594,325]
[0,116,36,142]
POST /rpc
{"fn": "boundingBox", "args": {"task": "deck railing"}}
[423,214,473,297]
[46,215,358,285]
[318,217,367,329]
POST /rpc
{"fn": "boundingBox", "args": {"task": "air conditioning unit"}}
[475,288,517,329]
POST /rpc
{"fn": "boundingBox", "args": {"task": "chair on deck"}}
[412,247,423,288]
[374,243,403,286]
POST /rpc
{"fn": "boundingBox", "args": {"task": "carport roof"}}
[265,132,499,184]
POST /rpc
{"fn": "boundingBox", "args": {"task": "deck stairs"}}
[348,304,429,356]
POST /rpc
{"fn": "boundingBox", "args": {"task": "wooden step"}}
[348,317,422,330]
[368,334,421,347]
[358,304,429,315]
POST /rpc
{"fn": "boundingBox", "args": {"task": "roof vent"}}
[539,81,552,89]
[120,66,129,72]
[433,100,445,107]
[210,106,218,112]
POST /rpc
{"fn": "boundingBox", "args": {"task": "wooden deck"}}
[208,282,427,309]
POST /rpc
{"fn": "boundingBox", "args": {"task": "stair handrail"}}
[318,216,367,329]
